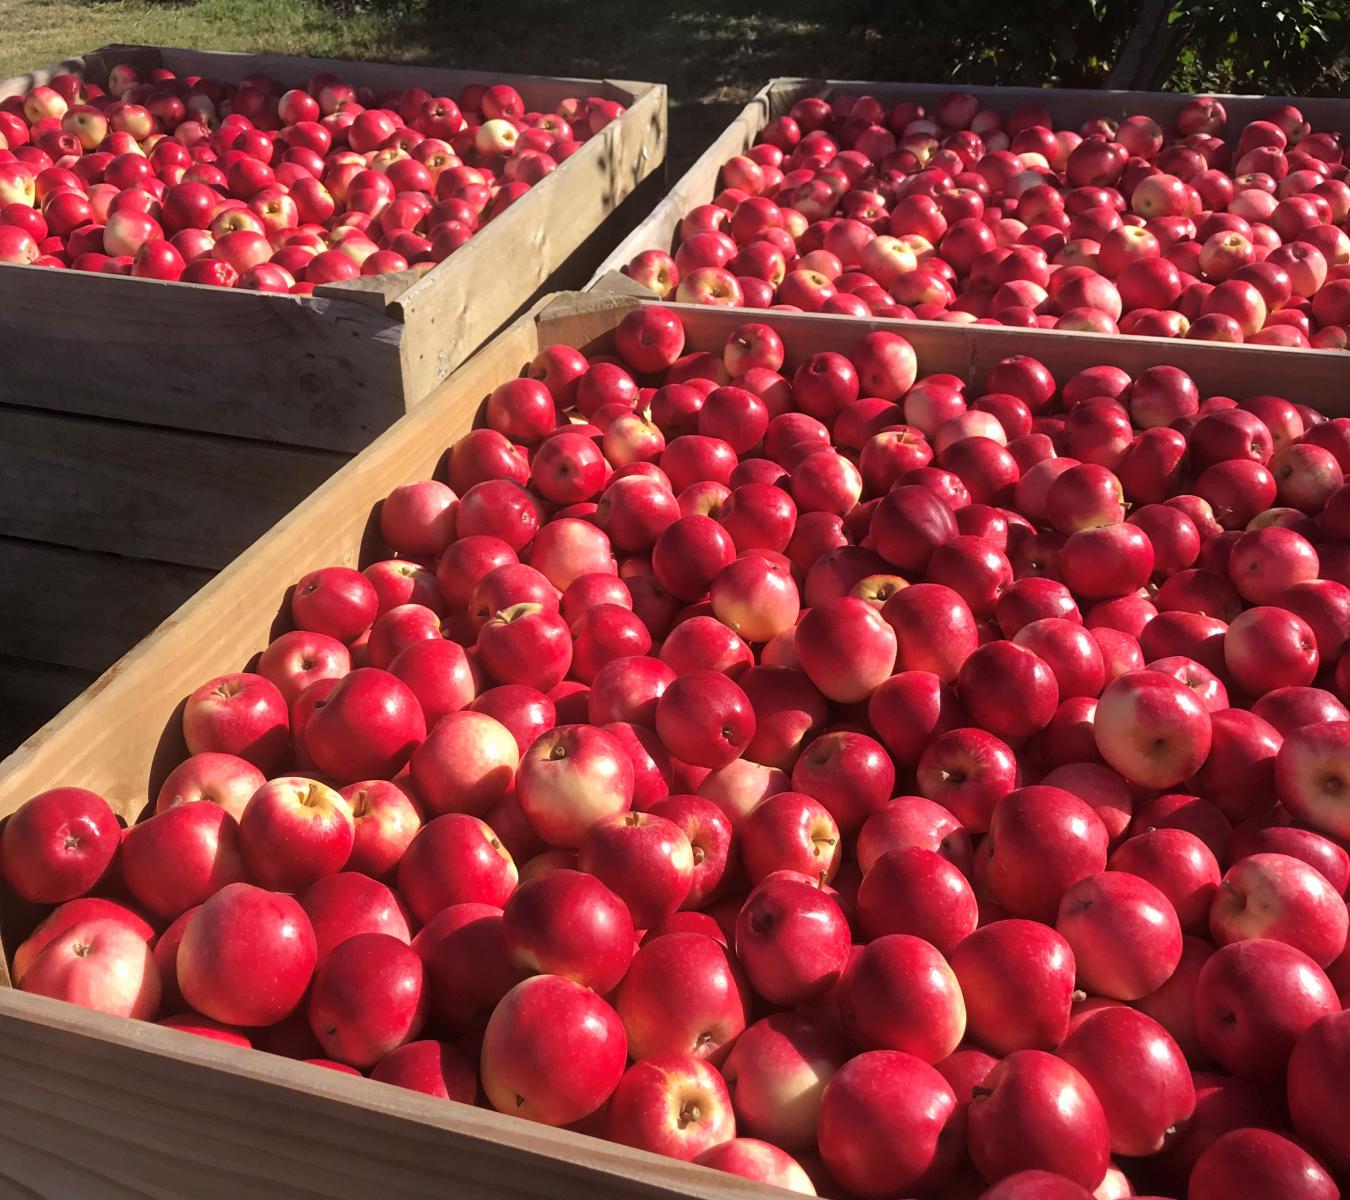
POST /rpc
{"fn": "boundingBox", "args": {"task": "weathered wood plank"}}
[0,539,213,672]
[0,409,348,570]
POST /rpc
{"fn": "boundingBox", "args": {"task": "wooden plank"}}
[0,539,214,672]
[0,409,347,570]
[0,658,94,765]
[128,46,648,111]
[0,991,780,1200]
[638,298,1350,414]
[0,266,409,455]
[392,81,668,402]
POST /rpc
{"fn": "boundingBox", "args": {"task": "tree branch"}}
[1106,0,1174,88]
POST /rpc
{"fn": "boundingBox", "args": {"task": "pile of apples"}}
[0,62,623,290]
[624,91,1350,350]
[7,302,1350,1200]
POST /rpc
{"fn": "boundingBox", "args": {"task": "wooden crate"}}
[0,289,1346,1197]
[589,75,1350,291]
[0,45,666,751]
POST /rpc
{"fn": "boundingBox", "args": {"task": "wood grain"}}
[0,264,409,455]
[0,539,213,672]
[0,409,348,570]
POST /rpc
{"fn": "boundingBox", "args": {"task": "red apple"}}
[614,931,750,1062]
[967,1049,1110,1190]
[1194,938,1338,1080]
[480,974,626,1125]
[1,787,120,904]
[950,920,1077,1055]
[307,932,426,1067]
[20,917,161,1019]
[1057,1007,1194,1157]
[817,1050,960,1199]
[604,1052,734,1160]
[177,883,317,1027]
[721,1013,846,1150]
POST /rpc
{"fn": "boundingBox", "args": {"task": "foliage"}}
[855,0,1349,95]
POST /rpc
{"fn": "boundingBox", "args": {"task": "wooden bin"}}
[0,289,1347,1197]
[0,45,666,750]
[589,75,1350,291]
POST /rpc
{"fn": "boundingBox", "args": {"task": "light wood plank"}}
[0,409,348,570]
[592,81,811,280]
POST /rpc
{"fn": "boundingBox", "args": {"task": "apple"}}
[177,883,317,1027]
[1,787,120,904]
[1094,671,1212,788]
[512,723,633,847]
[306,932,426,1067]
[604,1052,734,1160]
[577,811,693,926]
[256,629,351,706]
[1056,870,1183,999]
[817,1050,960,1199]
[692,1140,815,1194]
[297,870,410,965]
[840,933,965,1063]
[182,671,290,773]
[1057,1007,1194,1157]
[1195,937,1338,1081]
[987,786,1109,922]
[480,975,627,1125]
[236,777,353,892]
[958,640,1060,740]
[1189,1129,1338,1200]
[1108,827,1220,931]
[397,813,517,922]
[1275,719,1350,838]
[967,1049,1110,1190]
[120,800,246,920]
[734,856,852,995]
[721,1012,845,1151]
[302,667,426,785]
[1209,851,1347,966]
[20,917,161,1019]
[950,920,1077,1055]
[615,931,749,1062]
